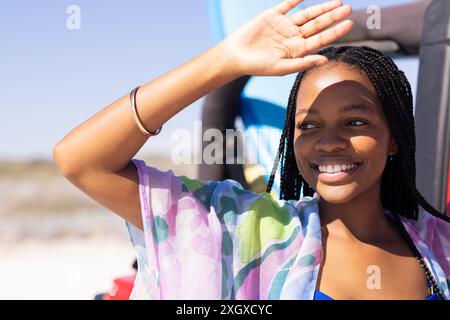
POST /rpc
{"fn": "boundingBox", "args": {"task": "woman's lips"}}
[311,162,362,184]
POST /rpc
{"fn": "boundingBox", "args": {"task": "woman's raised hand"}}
[221,0,353,76]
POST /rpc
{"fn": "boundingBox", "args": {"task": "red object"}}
[103,275,136,300]
[446,157,450,216]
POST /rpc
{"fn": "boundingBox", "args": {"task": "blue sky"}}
[0,0,415,160]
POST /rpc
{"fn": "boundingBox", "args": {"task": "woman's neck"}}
[318,182,396,244]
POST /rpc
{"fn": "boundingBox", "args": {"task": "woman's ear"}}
[388,137,399,156]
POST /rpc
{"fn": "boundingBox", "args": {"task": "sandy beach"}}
[0,203,137,300]
[0,157,195,300]
[0,236,135,300]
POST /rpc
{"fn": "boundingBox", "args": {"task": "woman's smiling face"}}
[294,62,398,204]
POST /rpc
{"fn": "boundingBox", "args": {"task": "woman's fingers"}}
[273,20,352,76]
[304,19,354,53]
[276,0,304,15]
[299,4,352,38]
[290,0,343,26]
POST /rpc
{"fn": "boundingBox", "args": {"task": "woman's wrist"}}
[213,40,247,81]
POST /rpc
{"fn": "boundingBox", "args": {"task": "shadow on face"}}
[294,62,398,204]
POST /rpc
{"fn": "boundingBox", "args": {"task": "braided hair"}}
[266,46,449,299]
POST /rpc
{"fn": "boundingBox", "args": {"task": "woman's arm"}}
[53,0,353,230]
[53,44,239,176]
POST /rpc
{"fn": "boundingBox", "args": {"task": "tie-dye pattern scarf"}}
[125,159,450,299]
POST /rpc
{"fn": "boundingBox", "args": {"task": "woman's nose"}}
[314,129,349,153]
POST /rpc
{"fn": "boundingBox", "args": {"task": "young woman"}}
[199,0,434,187]
[53,0,450,300]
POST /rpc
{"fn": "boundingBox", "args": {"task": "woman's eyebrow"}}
[296,108,317,115]
[340,103,374,113]
[296,103,374,116]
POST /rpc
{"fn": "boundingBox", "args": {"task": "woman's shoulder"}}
[398,208,450,291]
[401,208,450,239]
[387,208,449,258]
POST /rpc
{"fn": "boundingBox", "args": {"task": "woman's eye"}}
[347,120,366,126]
[297,123,316,130]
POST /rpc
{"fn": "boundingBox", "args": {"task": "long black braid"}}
[266,46,449,299]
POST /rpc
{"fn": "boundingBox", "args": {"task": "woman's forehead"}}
[297,62,378,109]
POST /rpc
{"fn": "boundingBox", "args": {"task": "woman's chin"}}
[315,184,360,204]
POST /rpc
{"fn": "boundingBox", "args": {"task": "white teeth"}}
[318,163,358,174]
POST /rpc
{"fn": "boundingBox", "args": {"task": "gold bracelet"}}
[130,86,162,136]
